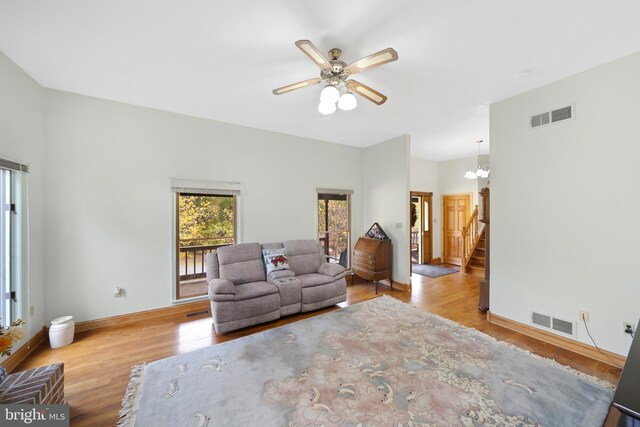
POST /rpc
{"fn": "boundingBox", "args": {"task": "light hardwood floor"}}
[16,271,620,426]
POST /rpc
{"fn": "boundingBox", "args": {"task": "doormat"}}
[412,263,460,278]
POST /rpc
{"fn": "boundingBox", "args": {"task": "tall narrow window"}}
[175,193,236,300]
[0,168,12,323]
[317,192,351,269]
[0,159,27,324]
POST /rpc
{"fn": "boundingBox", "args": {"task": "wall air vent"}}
[530,104,574,129]
[552,318,574,335]
[531,312,551,328]
[531,112,550,128]
[531,311,576,337]
[551,106,572,122]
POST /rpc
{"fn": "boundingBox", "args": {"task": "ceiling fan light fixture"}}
[273,41,398,114]
[338,91,357,111]
[476,167,490,178]
[318,100,337,116]
[320,85,340,104]
[464,170,478,180]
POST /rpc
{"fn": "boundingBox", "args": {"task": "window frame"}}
[173,191,238,301]
[317,192,352,270]
[0,165,25,324]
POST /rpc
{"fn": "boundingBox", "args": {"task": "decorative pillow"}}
[262,248,291,275]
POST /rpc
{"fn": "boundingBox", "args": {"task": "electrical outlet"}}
[30,305,34,317]
[623,322,635,335]
[578,310,589,322]
[115,286,123,298]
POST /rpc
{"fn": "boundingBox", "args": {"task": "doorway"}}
[410,192,433,265]
[442,194,471,265]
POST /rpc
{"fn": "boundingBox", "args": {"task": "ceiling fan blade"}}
[272,78,323,95]
[346,80,388,105]
[295,40,332,71]
[345,47,398,75]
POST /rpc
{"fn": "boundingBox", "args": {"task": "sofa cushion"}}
[233,281,279,302]
[283,240,325,275]
[297,273,335,288]
[216,243,266,285]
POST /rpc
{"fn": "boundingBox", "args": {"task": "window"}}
[175,193,236,300]
[317,191,351,269]
[0,159,27,324]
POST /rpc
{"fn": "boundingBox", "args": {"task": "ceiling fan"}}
[273,40,398,115]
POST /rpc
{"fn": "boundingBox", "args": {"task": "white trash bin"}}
[49,316,75,349]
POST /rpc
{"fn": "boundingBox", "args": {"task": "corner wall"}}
[0,51,45,350]
[491,51,640,356]
[363,135,411,285]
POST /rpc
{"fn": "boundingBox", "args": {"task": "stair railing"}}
[462,206,479,269]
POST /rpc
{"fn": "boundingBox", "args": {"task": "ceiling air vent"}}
[530,104,574,129]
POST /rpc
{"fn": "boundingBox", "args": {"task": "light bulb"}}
[320,85,340,104]
[464,170,477,180]
[318,101,337,116]
[477,168,490,178]
[338,92,357,111]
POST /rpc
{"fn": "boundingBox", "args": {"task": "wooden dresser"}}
[352,237,392,293]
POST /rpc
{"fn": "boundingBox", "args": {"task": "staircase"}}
[462,206,486,278]
[465,228,486,277]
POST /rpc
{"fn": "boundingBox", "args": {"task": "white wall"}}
[43,90,364,322]
[438,156,481,208]
[363,135,411,285]
[491,51,640,356]
[0,51,45,351]
[410,158,440,260]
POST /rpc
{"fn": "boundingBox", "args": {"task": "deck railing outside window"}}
[178,238,234,280]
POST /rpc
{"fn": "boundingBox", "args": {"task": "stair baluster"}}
[462,206,485,276]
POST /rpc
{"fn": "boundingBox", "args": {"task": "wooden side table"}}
[0,362,64,404]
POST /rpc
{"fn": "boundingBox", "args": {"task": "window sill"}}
[172,295,209,305]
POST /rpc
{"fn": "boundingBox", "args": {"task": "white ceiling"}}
[1,1,640,161]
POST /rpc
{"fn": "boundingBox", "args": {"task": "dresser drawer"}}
[353,266,375,281]
[353,250,375,260]
[353,255,376,269]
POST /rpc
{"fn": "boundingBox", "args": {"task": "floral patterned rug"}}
[119,296,614,427]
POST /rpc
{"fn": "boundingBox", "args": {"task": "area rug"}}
[412,263,460,278]
[118,296,614,427]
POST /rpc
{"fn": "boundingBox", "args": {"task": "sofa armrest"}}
[267,269,295,283]
[317,262,346,278]
[208,278,236,302]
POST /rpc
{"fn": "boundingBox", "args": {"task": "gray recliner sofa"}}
[205,240,346,334]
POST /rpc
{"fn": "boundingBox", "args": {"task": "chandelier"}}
[464,140,490,179]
